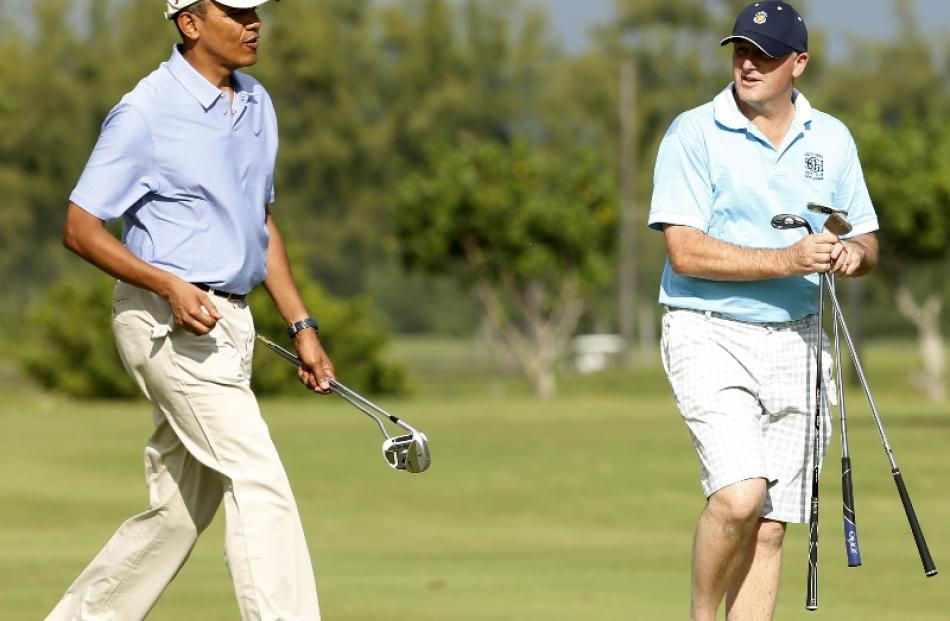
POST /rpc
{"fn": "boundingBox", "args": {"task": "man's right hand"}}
[785,231,838,275]
[162,280,223,335]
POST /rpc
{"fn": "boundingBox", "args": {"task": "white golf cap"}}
[165,0,278,20]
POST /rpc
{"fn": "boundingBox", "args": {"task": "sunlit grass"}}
[1,338,947,620]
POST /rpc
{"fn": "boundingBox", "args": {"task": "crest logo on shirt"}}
[753,11,768,24]
[804,152,824,180]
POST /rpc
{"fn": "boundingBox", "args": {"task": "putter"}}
[255,334,431,473]
[807,204,862,568]
[771,213,823,610]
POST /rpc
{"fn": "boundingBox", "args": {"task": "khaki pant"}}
[46,281,321,621]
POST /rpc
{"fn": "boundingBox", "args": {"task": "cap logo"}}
[753,11,768,24]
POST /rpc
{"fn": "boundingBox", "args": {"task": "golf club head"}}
[771,213,813,233]
[382,432,431,473]
[823,213,853,236]
[806,202,846,216]
[806,203,853,235]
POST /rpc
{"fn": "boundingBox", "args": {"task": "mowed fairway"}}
[2,343,948,620]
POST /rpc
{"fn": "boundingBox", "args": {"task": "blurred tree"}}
[814,1,950,401]
[254,0,558,303]
[535,0,724,360]
[395,138,617,398]
[0,0,172,313]
[611,0,714,361]
[849,112,950,401]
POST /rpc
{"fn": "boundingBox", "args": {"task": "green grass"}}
[1,339,948,619]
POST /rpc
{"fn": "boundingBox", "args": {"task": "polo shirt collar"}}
[713,82,813,131]
[165,45,226,110]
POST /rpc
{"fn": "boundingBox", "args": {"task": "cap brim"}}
[166,0,276,20]
[215,0,274,8]
[720,34,793,59]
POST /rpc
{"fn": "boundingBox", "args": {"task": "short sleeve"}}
[69,103,160,221]
[648,116,713,232]
[834,131,878,238]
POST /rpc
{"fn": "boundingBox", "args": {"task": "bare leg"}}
[690,478,767,621]
[726,519,786,621]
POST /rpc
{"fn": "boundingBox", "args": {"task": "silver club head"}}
[382,432,431,473]
[806,202,847,216]
[254,334,432,474]
[771,213,813,234]
[807,203,853,235]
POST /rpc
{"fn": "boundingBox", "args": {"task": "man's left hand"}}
[294,330,335,394]
[829,239,866,277]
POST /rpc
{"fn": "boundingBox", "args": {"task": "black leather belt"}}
[193,283,247,302]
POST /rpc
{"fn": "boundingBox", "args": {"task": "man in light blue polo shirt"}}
[648,2,879,619]
[48,2,330,619]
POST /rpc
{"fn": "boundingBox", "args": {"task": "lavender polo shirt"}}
[70,45,278,295]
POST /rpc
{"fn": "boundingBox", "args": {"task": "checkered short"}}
[660,307,834,524]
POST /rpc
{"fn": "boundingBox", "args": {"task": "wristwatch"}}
[287,316,319,340]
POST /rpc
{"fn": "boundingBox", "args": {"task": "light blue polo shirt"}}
[648,83,878,322]
[70,45,279,295]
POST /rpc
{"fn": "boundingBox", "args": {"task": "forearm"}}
[261,211,311,325]
[63,202,178,296]
[664,224,794,281]
[844,233,878,277]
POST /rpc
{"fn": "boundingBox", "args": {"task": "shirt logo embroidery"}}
[804,152,824,180]
[753,11,768,24]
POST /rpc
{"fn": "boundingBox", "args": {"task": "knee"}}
[755,519,787,550]
[164,505,201,547]
[709,479,766,526]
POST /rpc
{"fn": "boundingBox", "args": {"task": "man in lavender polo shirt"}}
[47,2,330,619]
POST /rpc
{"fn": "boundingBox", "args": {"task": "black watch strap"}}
[287,316,319,340]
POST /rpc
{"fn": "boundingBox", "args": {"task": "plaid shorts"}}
[660,307,834,524]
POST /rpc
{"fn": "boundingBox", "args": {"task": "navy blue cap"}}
[720,1,808,58]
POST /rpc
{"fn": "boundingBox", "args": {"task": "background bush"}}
[10,273,406,399]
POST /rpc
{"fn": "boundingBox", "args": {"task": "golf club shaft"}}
[254,334,394,438]
[806,273,823,611]
[822,281,937,577]
[832,275,862,567]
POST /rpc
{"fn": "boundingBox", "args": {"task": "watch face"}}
[288,317,318,339]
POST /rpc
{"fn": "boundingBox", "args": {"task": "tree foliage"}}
[1,0,949,400]
[396,138,617,397]
[7,271,405,399]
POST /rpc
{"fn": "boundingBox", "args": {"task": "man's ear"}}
[177,11,201,42]
[792,51,809,78]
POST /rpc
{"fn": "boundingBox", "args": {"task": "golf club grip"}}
[892,469,938,576]
[841,457,862,567]
[807,499,818,610]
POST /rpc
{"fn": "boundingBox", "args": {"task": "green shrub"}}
[249,279,407,396]
[11,273,406,399]
[14,274,138,399]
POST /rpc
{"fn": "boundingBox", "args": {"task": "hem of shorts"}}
[703,475,807,524]
[760,509,807,524]
[702,473,770,499]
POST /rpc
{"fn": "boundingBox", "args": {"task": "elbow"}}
[63,223,81,255]
[668,252,691,276]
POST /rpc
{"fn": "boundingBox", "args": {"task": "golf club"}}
[831,275,862,568]
[819,281,938,578]
[807,202,852,237]
[807,204,862,568]
[255,334,431,473]
[770,212,823,610]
